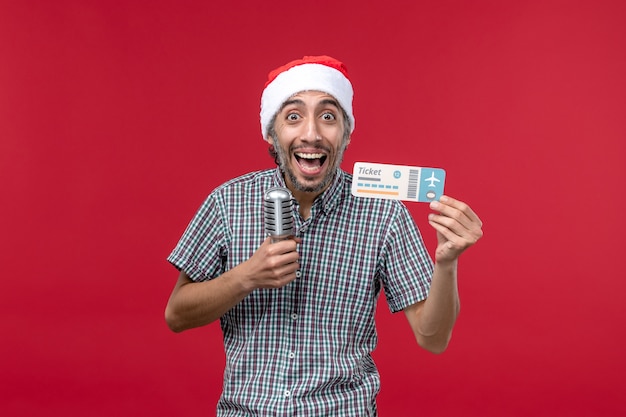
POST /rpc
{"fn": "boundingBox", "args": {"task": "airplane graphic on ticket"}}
[351,162,446,203]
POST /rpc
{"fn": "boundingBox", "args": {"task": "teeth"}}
[295,152,325,159]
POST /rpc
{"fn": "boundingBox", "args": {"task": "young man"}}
[165,55,483,416]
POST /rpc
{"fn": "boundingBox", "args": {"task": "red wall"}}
[1,1,625,416]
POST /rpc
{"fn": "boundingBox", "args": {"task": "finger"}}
[267,259,301,287]
[440,195,482,226]
[266,238,299,256]
[277,250,300,266]
[430,196,483,232]
[261,236,302,249]
[429,213,481,247]
[428,211,471,240]
[428,216,464,243]
[428,219,474,254]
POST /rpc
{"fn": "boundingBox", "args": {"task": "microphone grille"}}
[263,187,294,238]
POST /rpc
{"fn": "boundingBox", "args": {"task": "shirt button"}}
[284,390,291,397]
[295,271,301,278]
[288,351,295,359]
[291,313,298,320]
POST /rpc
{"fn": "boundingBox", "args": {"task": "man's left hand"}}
[428,195,483,264]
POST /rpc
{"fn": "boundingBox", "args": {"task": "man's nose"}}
[302,119,321,141]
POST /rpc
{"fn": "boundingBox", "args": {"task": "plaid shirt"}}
[168,168,433,417]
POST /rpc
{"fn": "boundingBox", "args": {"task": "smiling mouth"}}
[294,152,327,172]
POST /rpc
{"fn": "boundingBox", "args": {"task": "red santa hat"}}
[260,55,355,140]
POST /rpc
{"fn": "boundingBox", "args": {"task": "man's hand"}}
[428,195,483,264]
[165,236,301,332]
[239,236,301,291]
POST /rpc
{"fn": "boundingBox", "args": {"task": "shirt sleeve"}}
[167,193,229,282]
[379,203,433,313]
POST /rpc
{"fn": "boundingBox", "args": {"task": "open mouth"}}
[294,152,327,173]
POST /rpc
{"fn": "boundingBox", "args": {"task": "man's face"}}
[269,90,350,196]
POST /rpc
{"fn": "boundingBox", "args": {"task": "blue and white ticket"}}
[351,162,446,203]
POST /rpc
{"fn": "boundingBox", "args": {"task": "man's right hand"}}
[165,236,301,332]
[239,236,301,291]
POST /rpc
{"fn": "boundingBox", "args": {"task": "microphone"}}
[263,187,294,243]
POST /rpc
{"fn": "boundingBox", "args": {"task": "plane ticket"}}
[351,162,446,203]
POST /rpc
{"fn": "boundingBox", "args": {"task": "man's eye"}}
[322,113,336,121]
[287,113,300,121]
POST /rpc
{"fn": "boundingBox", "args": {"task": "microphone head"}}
[264,187,294,240]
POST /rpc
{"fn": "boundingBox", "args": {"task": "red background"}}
[1,0,625,416]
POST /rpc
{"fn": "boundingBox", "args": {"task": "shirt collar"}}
[271,167,287,188]
[316,168,345,214]
[271,167,346,215]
